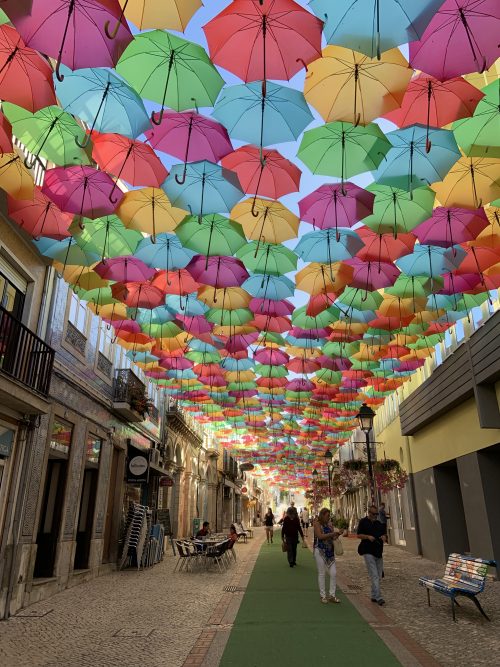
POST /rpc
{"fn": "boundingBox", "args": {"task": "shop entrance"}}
[34,458,67,578]
[74,434,102,570]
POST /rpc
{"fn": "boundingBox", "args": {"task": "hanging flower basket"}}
[373,459,408,493]
[341,460,368,488]
[129,390,154,417]
[342,460,367,472]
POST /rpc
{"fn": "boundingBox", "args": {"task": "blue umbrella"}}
[242,274,295,300]
[294,228,364,263]
[211,81,313,147]
[133,233,196,270]
[125,351,160,364]
[166,292,208,316]
[221,357,255,371]
[162,160,243,218]
[310,0,444,58]
[54,65,150,143]
[374,125,461,194]
[395,244,466,277]
[133,305,177,324]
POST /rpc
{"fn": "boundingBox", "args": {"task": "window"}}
[86,435,102,465]
[0,271,25,320]
[68,292,87,334]
[98,323,114,360]
[50,418,73,456]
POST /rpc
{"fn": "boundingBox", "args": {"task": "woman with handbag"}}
[313,508,342,604]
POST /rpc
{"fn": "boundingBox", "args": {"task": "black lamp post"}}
[324,449,334,512]
[356,403,376,503]
[312,468,318,513]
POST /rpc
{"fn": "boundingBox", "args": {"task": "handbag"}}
[334,537,344,557]
[281,541,288,552]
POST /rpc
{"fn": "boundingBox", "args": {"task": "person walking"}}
[281,507,304,567]
[264,507,274,544]
[313,508,341,604]
[357,505,387,606]
[302,507,310,537]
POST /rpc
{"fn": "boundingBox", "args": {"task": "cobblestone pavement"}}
[0,535,263,667]
[336,536,500,667]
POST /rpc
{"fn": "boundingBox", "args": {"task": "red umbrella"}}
[203,0,323,83]
[111,281,165,309]
[221,145,301,206]
[0,111,13,154]
[92,133,168,193]
[345,258,400,291]
[150,269,199,295]
[305,292,338,317]
[286,358,320,374]
[383,73,484,131]
[249,297,294,317]
[368,315,415,330]
[251,313,291,333]
[7,188,72,239]
[11,0,133,81]
[454,245,500,278]
[356,227,416,264]
[254,348,289,365]
[298,182,375,236]
[0,25,57,112]
[413,208,489,247]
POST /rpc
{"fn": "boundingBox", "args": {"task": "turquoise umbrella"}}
[374,124,461,193]
[133,233,196,270]
[162,160,243,218]
[166,292,208,316]
[242,274,295,300]
[395,244,466,277]
[211,81,313,147]
[294,228,363,263]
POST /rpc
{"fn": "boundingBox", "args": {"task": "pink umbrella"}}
[254,348,289,365]
[107,319,141,334]
[145,111,233,184]
[286,379,315,392]
[438,272,481,294]
[345,258,400,290]
[42,166,124,219]
[289,327,330,339]
[186,255,249,289]
[177,314,214,337]
[7,188,72,240]
[413,208,489,247]
[224,332,259,353]
[159,356,194,370]
[94,256,155,282]
[249,298,294,316]
[409,0,500,81]
[11,0,133,81]
[0,25,57,112]
[111,281,165,309]
[298,183,375,236]
[221,145,301,203]
[316,356,352,371]
[251,314,291,333]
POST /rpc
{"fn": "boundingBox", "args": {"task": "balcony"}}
[0,305,54,413]
[112,369,147,422]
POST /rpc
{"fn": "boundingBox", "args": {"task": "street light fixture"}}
[312,468,318,514]
[356,403,376,504]
[324,449,334,512]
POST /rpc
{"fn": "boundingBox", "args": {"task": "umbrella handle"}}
[104,0,128,39]
[151,108,165,126]
[55,59,65,82]
[75,132,92,149]
[175,163,188,185]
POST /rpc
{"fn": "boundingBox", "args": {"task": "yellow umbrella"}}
[351,345,386,362]
[116,187,187,239]
[377,295,428,318]
[231,198,299,244]
[295,262,353,295]
[115,0,201,32]
[225,370,255,383]
[330,321,369,334]
[56,263,109,291]
[304,46,412,125]
[432,157,500,208]
[213,324,257,336]
[463,58,500,90]
[154,334,191,351]
[469,208,500,248]
[285,345,322,359]
[197,286,251,309]
[0,153,34,200]
[88,302,127,319]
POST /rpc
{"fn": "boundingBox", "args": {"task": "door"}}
[34,459,67,578]
[102,446,120,563]
[74,468,98,569]
[389,489,406,546]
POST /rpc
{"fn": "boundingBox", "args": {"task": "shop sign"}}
[160,475,174,487]
[126,442,149,483]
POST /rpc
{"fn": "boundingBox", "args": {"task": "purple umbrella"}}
[249,298,294,317]
[186,255,249,289]
[298,182,375,237]
[409,0,500,81]
[94,256,155,282]
[224,332,259,353]
[177,314,214,337]
[286,379,315,392]
[289,327,331,339]
[316,356,352,371]
[10,0,133,81]
[254,348,289,365]
[413,207,489,247]
[145,111,233,185]
[42,166,123,219]
[437,272,482,294]
[345,258,400,290]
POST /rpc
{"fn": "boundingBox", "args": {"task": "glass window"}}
[68,292,87,333]
[0,272,25,319]
[98,323,114,360]
[50,418,73,455]
[86,435,102,465]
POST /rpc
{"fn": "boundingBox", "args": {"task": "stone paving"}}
[336,536,500,667]
[0,537,260,667]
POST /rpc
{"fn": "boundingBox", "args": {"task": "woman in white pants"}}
[313,508,341,604]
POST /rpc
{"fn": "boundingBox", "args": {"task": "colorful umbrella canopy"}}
[294,228,364,263]
[452,80,500,157]
[116,187,186,240]
[204,0,323,82]
[0,153,34,200]
[175,214,246,260]
[7,188,72,240]
[11,0,133,81]
[133,233,195,270]
[413,208,489,247]
[298,182,375,235]
[112,0,201,32]
[231,198,299,245]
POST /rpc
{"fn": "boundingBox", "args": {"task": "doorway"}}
[102,446,122,564]
[74,469,98,569]
[34,459,67,578]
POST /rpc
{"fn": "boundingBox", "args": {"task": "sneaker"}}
[321,597,329,604]
[377,598,386,606]
[370,598,378,603]
[328,596,341,604]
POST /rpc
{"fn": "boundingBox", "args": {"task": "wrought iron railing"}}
[113,368,146,404]
[0,305,54,396]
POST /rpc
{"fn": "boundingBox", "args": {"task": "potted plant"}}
[373,459,408,493]
[129,390,154,418]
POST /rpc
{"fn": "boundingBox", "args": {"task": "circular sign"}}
[241,486,248,494]
[129,455,148,476]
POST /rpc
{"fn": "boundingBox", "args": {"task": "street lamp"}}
[312,468,318,514]
[356,402,376,504]
[324,449,333,512]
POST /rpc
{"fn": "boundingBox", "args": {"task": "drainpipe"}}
[404,434,422,555]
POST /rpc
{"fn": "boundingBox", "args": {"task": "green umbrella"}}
[175,214,246,262]
[408,334,444,350]
[205,307,254,326]
[322,340,360,358]
[361,184,435,236]
[74,286,117,307]
[116,31,224,123]
[254,364,288,378]
[72,215,142,261]
[335,287,383,311]
[236,242,297,276]
[185,350,221,364]
[362,328,394,345]
[143,321,185,338]
[291,304,340,329]
[3,103,90,167]
[259,332,286,346]
[453,81,500,158]
[315,369,342,384]
[385,275,438,298]
[297,121,390,183]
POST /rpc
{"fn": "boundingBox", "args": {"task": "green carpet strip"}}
[220,535,401,666]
